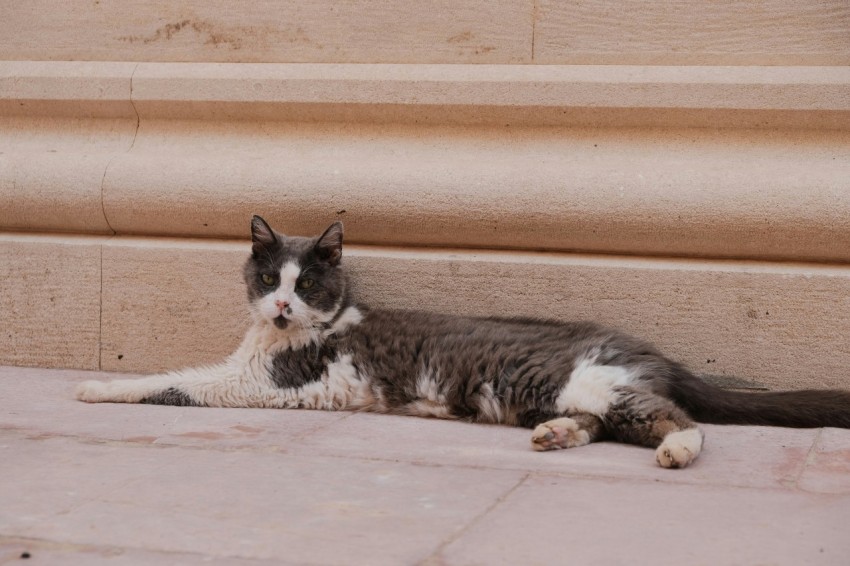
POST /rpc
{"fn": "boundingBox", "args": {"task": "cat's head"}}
[243,216,348,331]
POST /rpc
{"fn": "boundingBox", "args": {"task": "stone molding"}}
[2,62,850,261]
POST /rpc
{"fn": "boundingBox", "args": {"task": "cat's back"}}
[347,306,631,351]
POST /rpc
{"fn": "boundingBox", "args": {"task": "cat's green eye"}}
[261,274,276,286]
[298,278,314,290]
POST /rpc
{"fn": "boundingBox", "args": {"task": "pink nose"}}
[275,299,290,310]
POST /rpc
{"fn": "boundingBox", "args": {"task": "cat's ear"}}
[315,221,343,266]
[250,215,277,255]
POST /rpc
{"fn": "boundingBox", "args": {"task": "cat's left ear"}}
[315,221,343,266]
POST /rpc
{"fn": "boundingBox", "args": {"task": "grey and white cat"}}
[77,217,850,468]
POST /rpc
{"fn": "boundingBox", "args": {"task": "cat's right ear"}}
[250,215,277,256]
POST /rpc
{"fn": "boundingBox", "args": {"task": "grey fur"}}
[239,218,850,437]
[140,387,199,407]
[125,217,850,460]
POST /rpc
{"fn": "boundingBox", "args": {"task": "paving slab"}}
[0,366,350,449]
[437,474,850,566]
[798,427,850,494]
[1,433,523,565]
[2,365,850,565]
[291,412,818,490]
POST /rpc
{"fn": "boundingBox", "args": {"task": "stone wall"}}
[2,1,849,390]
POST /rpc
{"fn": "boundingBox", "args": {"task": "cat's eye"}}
[261,274,276,286]
[298,278,314,290]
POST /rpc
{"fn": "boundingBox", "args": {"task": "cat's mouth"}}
[273,315,289,329]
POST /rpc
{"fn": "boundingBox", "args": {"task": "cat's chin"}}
[272,315,289,330]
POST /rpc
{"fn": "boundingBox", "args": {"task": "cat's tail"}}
[666,369,850,428]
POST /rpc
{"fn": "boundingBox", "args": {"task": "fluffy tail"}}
[666,371,850,429]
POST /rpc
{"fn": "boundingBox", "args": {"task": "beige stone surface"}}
[2,1,846,67]
[439,474,849,565]
[0,116,137,235]
[0,1,532,64]
[536,0,850,65]
[0,61,137,118]
[90,235,850,391]
[103,122,850,262]
[0,63,138,235]
[3,62,849,261]
[126,62,850,129]
[2,367,849,564]
[7,61,847,127]
[5,62,848,259]
[100,238,249,373]
[0,234,105,369]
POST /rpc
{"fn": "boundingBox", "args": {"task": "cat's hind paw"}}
[531,417,591,451]
[75,380,113,403]
[656,428,704,469]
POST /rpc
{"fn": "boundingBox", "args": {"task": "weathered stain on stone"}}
[175,431,226,440]
[231,425,264,434]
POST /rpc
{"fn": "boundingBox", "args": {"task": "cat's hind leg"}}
[605,386,704,468]
[531,413,606,452]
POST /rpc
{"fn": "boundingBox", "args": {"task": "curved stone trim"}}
[2,62,850,261]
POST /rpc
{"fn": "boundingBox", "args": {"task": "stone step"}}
[3,232,850,391]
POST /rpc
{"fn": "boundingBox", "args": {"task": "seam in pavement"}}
[288,411,357,444]
[794,427,823,489]
[418,472,531,565]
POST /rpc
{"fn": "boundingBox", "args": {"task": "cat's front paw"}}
[531,417,591,451]
[656,428,704,469]
[75,380,113,403]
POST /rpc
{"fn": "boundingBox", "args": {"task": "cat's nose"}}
[275,299,290,310]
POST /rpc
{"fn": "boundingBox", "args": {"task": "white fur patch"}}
[279,261,301,291]
[476,382,504,424]
[555,357,636,416]
[326,306,363,337]
[405,369,454,418]
[406,400,454,419]
[291,354,373,410]
[656,427,704,469]
[415,370,445,403]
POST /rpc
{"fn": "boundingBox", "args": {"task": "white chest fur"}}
[554,357,636,416]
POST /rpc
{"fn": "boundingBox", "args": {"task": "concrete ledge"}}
[4,62,850,127]
[4,233,850,391]
[3,118,850,261]
[98,124,850,262]
[0,116,136,234]
[2,62,849,262]
[0,62,850,262]
[0,61,137,118]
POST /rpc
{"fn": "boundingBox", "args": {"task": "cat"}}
[76,216,850,468]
